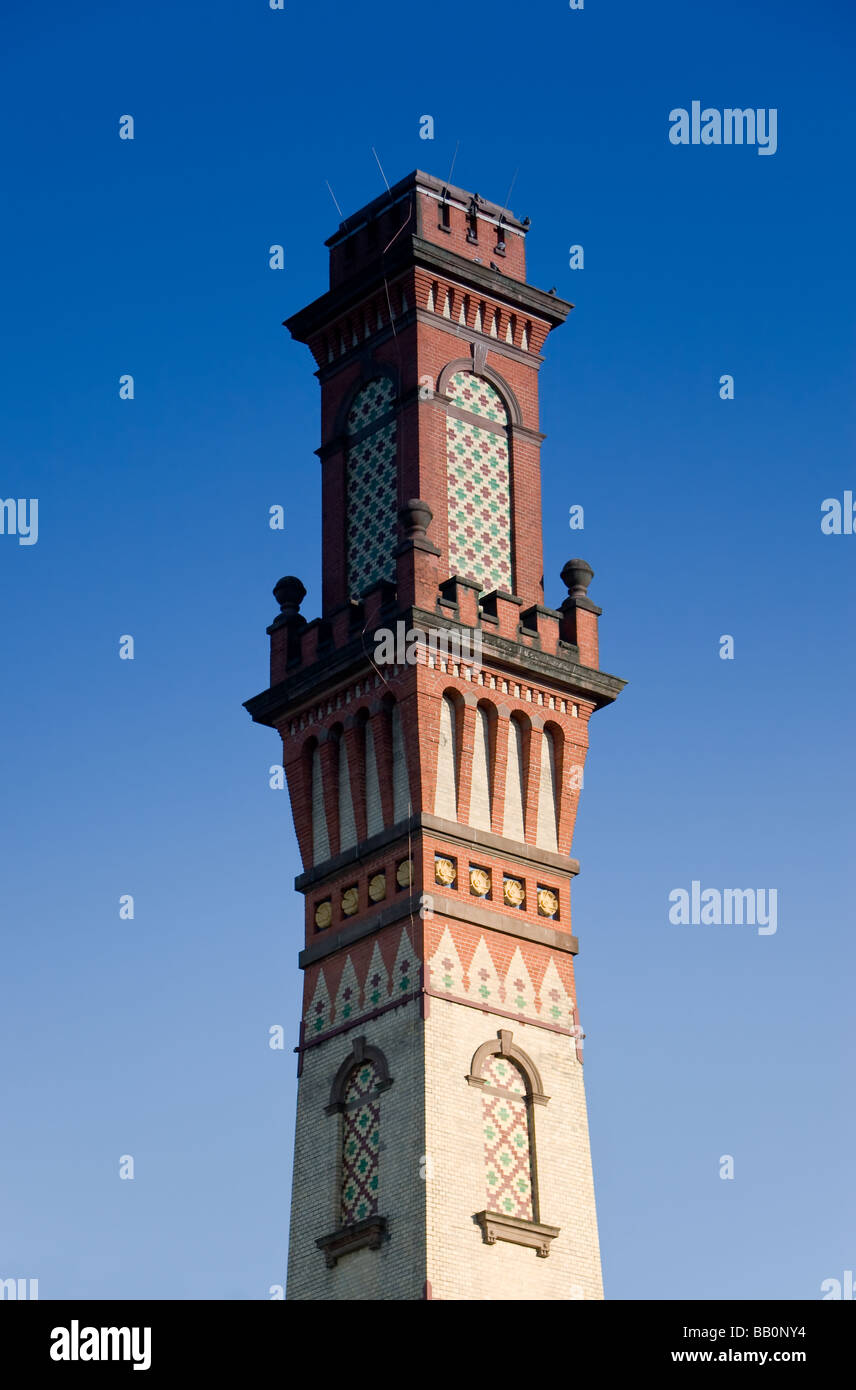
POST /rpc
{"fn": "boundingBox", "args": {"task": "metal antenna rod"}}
[443,139,461,194]
[499,166,519,222]
[371,147,391,193]
[324,179,344,219]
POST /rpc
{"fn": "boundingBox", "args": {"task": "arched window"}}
[468,1030,559,1257]
[502,714,528,841]
[388,699,410,822]
[469,702,494,831]
[445,370,512,594]
[360,711,383,837]
[536,725,560,853]
[345,377,398,599]
[317,1038,393,1267]
[340,1058,382,1225]
[434,692,459,820]
[308,740,329,866]
[482,1053,534,1219]
[332,726,356,854]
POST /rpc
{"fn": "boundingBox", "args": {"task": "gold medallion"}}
[341,886,360,916]
[504,877,525,907]
[537,888,559,917]
[434,857,456,886]
[470,867,491,897]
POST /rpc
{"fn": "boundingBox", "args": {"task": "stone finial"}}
[399,499,433,541]
[273,575,307,617]
[561,559,594,601]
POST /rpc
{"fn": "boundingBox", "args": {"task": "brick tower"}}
[244,171,625,1301]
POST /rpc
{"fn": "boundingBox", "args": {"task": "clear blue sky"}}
[2,0,853,1300]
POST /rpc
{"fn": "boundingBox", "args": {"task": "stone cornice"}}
[295,811,581,893]
[429,892,579,957]
[284,235,571,345]
[295,817,414,894]
[299,892,420,968]
[243,605,624,729]
[409,237,571,326]
[422,813,580,880]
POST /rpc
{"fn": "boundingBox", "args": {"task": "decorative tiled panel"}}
[341,1060,381,1225]
[333,957,361,1025]
[467,936,503,1009]
[301,926,418,1046]
[505,946,536,1017]
[347,376,396,432]
[446,370,507,424]
[427,926,465,996]
[346,378,397,599]
[425,925,576,1035]
[364,940,390,1010]
[481,1054,534,1220]
[304,969,334,1037]
[446,374,512,593]
[538,958,574,1028]
[301,924,576,1049]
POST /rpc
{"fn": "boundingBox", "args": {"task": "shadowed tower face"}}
[244,171,625,1301]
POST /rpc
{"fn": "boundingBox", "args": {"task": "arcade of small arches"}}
[302,691,567,868]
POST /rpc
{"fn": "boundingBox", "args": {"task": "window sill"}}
[316,1215,388,1268]
[475,1210,560,1258]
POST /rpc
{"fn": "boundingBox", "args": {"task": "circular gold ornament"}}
[537,888,559,917]
[341,887,360,916]
[504,878,525,907]
[396,859,413,888]
[470,868,491,897]
[434,857,456,886]
[314,900,332,930]
[368,873,386,903]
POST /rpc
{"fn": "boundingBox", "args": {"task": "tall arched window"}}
[361,712,383,837]
[309,740,329,866]
[332,726,356,854]
[468,1030,559,1257]
[469,702,494,831]
[345,377,398,599]
[434,692,459,820]
[317,1039,393,1267]
[389,700,410,821]
[445,370,512,594]
[481,1053,534,1220]
[502,715,527,841]
[536,725,560,853]
[340,1058,381,1225]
